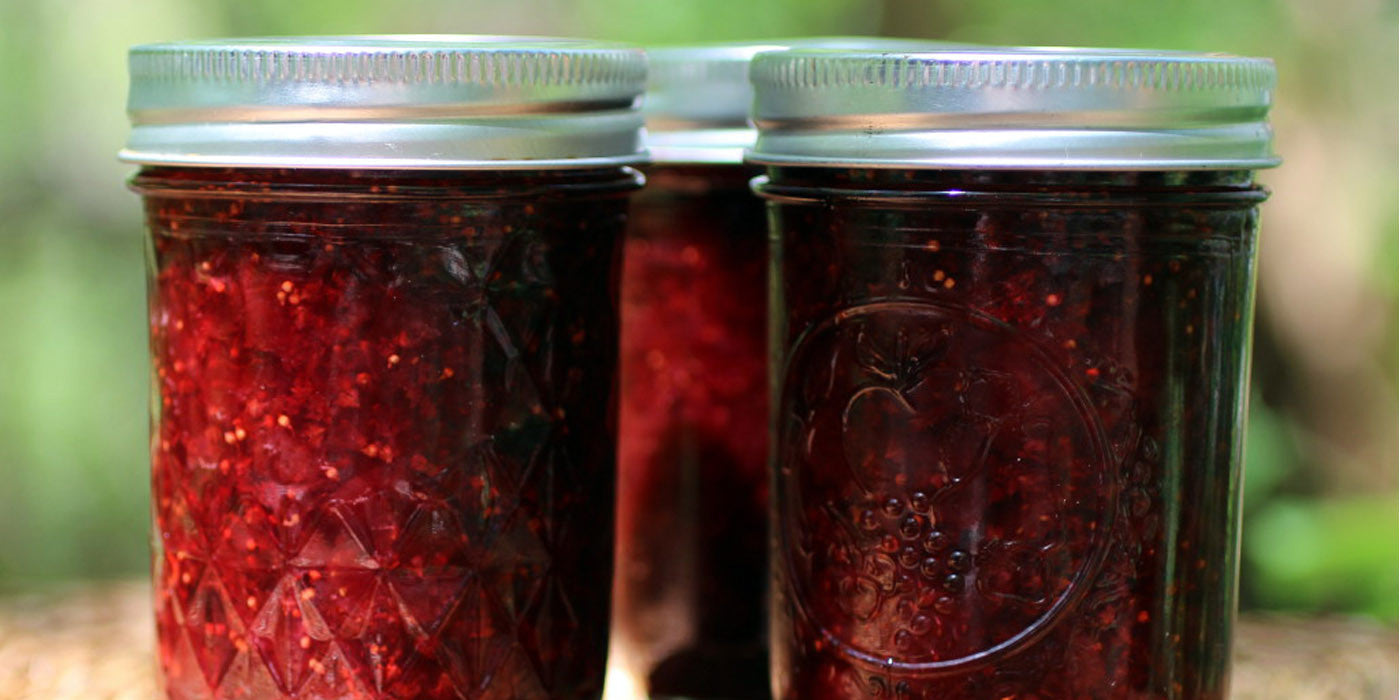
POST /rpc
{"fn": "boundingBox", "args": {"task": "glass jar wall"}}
[138,167,637,699]
[759,167,1265,698]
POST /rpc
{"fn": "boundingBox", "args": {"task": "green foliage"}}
[1241,399,1397,622]
[930,0,1292,53]
[0,212,148,583]
[1246,497,1399,620]
[1242,399,1298,509]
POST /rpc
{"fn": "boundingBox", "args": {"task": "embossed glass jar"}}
[749,48,1278,699]
[122,37,646,700]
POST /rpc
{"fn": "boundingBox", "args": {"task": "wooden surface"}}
[0,581,1394,699]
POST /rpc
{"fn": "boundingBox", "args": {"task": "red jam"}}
[760,168,1265,699]
[613,165,769,697]
[137,167,638,699]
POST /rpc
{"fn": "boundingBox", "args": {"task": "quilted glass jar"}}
[123,36,646,700]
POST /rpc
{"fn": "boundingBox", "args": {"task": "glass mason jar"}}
[750,48,1279,699]
[610,44,775,700]
[122,37,646,700]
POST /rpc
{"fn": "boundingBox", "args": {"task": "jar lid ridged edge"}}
[747,47,1280,170]
[128,41,646,89]
[750,50,1276,93]
[123,36,650,169]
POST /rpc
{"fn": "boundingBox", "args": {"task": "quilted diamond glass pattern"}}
[142,168,630,699]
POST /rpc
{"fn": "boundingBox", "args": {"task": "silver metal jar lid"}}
[121,35,648,169]
[645,38,965,165]
[645,43,783,164]
[748,47,1280,170]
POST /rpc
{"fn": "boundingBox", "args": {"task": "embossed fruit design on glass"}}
[750,48,1279,699]
[611,45,772,700]
[122,37,647,699]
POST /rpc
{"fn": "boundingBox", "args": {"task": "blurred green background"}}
[0,0,1394,624]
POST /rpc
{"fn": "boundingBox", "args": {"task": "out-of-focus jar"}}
[750,48,1279,699]
[609,43,776,700]
[122,36,646,700]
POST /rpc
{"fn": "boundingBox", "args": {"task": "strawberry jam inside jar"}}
[608,44,775,700]
[749,48,1279,699]
[122,37,647,700]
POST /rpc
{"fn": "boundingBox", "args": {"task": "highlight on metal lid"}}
[747,46,1280,170]
[121,35,649,169]
[644,38,966,165]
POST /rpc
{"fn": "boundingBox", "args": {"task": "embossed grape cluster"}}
[837,489,976,654]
